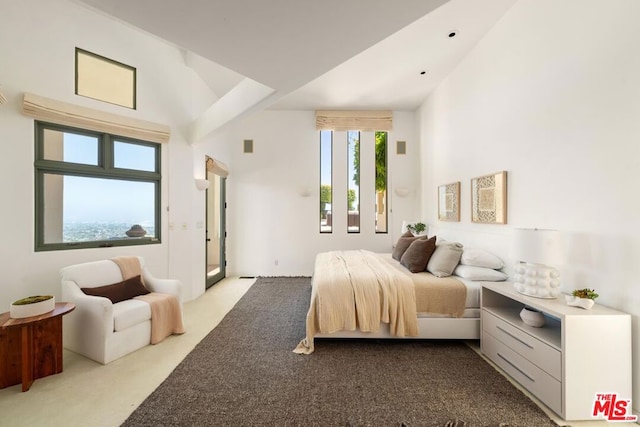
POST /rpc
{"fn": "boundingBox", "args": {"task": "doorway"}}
[206,167,226,288]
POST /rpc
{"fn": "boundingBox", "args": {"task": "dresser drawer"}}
[483,331,562,416]
[482,310,561,380]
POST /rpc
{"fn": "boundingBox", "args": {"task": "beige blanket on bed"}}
[293,250,419,355]
[378,255,467,317]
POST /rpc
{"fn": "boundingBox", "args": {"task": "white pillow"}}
[454,265,508,281]
[460,248,504,269]
[427,242,463,278]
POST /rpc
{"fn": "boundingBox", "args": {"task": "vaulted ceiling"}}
[75,0,517,141]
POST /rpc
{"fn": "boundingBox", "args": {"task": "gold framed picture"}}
[438,181,460,221]
[471,171,507,224]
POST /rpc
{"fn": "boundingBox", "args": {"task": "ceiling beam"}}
[189,78,276,143]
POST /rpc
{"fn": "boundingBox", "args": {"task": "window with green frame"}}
[34,121,161,251]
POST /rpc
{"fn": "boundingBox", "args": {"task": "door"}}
[206,171,226,288]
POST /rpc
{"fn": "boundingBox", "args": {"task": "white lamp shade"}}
[511,228,562,266]
[394,186,410,197]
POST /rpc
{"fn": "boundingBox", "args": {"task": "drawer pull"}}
[496,325,534,349]
[497,352,535,383]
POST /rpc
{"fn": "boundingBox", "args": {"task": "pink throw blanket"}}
[134,293,185,344]
[111,256,185,344]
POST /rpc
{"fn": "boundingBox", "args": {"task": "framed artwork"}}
[438,182,460,221]
[471,171,507,224]
[75,48,137,109]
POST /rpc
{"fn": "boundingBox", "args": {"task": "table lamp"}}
[511,228,562,299]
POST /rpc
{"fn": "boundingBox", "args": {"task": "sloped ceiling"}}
[75,0,516,140]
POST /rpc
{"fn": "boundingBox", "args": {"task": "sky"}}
[60,133,156,224]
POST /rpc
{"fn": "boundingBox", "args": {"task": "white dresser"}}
[481,282,632,420]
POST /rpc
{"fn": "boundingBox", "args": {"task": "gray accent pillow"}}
[400,236,437,273]
[427,242,464,277]
[392,231,418,261]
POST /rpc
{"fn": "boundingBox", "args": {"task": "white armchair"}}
[60,257,182,364]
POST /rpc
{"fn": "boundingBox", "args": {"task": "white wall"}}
[207,110,420,277]
[418,0,640,413]
[0,0,423,309]
[0,0,216,307]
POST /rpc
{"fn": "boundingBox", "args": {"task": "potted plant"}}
[10,295,55,318]
[565,288,598,310]
[406,222,427,237]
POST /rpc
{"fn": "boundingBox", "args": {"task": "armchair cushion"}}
[112,299,152,332]
[81,275,149,304]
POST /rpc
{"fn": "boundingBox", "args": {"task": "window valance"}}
[206,156,229,178]
[22,92,170,144]
[315,110,392,132]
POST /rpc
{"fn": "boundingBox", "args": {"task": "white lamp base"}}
[513,262,561,299]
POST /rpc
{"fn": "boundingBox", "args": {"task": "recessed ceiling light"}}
[448,30,457,38]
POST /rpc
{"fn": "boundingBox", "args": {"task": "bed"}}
[293,246,500,355]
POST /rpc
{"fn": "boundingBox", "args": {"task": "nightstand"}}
[481,282,632,420]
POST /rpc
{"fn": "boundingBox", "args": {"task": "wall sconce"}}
[511,228,562,299]
[394,186,410,197]
[194,179,210,191]
[298,186,311,197]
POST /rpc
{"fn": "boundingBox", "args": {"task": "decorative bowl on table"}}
[565,295,595,310]
[10,295,55,319]
[519,306,545,327]
[126,224,147,237]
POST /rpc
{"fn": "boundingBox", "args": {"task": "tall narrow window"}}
[347,131,360,233]
[375,131,388,233]
[319,130,332,233]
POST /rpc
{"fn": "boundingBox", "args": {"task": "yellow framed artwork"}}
[75,48,136,109]
[438,181,460,221]
[471,171,507,224]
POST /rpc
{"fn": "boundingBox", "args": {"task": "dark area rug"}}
[123,277,557,427]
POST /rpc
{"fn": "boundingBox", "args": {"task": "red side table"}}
[0,302,75,391]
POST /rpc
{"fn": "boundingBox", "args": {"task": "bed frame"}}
[315,317,480,340]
